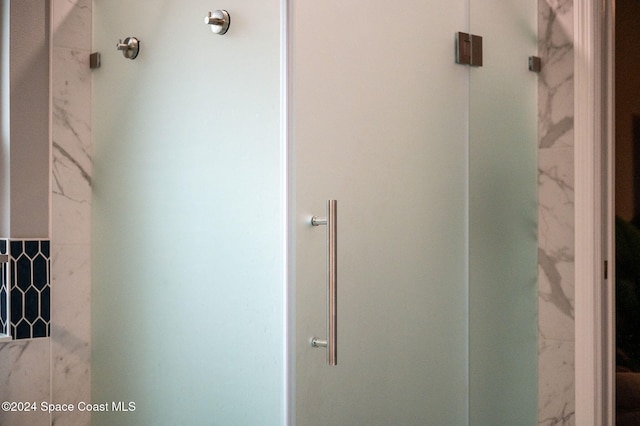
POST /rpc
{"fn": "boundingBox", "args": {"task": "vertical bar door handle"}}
[311,200,337,366]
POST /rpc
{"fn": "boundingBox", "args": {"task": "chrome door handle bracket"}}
[311,337,327,348]
[310,200,337,366]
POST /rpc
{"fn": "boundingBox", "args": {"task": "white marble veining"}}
[538,0,575,424]
[51,0,92,51]
[538,147,574,341]
[539,0,574,151]
[51,243,91,425]
[52,46,91,174]
[539,339,576,425]
[0,339,51,426]
[51,245,91,343]
[51,13,92,235]
[50,0,93,424]
[538,148,573,244]
[52,45,92,246]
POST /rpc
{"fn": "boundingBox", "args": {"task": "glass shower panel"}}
[92,1,284,424]
[291,0,470,424]
[468,0,538,424]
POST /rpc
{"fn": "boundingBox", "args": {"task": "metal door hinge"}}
[456,32,483,67]
[89,52,101,69]
[529,56,542,72]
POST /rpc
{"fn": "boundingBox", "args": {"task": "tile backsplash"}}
[0,254,7,336]
[0,240,51,339]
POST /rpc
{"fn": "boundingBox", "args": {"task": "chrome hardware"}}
[116,37,140,60]
[310,216,327,226]
[311,338,327,348]
[205,10,230,35]
[310,200,337,366]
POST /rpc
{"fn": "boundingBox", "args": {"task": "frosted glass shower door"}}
[468,0,538,424]
[291,0,538,424]
[92,1,284,424]
[290,0,470,424]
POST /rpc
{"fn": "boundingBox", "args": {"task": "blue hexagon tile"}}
[0,240,7,336]
[0,240,50,339]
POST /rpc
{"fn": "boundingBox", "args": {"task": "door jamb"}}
[574,0,615,424]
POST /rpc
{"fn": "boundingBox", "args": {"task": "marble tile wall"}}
[51,0,92,425]
[0,339,51,426]
[538,0,575,424]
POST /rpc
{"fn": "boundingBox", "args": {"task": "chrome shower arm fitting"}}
[116,37,140,60]
[205,10,230,35]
